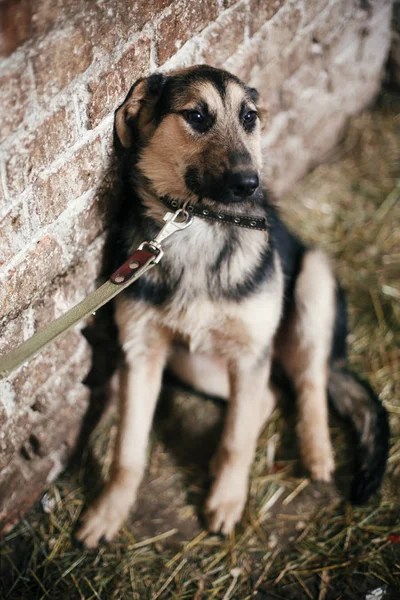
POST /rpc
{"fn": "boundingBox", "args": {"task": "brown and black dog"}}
[76,65,389,548]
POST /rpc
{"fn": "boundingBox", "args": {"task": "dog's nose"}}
[228,171,259,198]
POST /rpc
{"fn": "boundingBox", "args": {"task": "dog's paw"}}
[306,447,334,483]
[309,459,334,482]
[75,485,134,549]
[205,471,247,535]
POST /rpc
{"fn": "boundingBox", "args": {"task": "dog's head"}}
[115,65,264,206]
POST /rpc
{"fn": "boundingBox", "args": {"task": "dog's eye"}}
[184,110,204,125]
[243,110,257,125]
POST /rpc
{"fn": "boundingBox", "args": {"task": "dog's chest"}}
[128,219,284,355]
[160,218,269,298]
[158,295,268,355]
[156,228,283,355]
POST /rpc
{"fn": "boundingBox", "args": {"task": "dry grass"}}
[1,91,399,600]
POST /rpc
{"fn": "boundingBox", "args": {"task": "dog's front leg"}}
[76,301,169,548]
[206,353,273,534]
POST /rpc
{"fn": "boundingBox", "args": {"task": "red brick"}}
[84,0,174,52]
[129,0,176,30]
[5,152,30,199]
[32,105,79,167]
[252,5,302,66]
[0,0,68,57]
[34,137,104,226]
[31,381,90,455]
[1,335,90,442]
[61,194,108,265]
[1,0,174,59]
[201,4,247,67]
[9,331,84,401]
[283,28,313,79]
[0,174,6,207]
[155,0,219,65]
[0,195,106,323]
[0,202,32,267]
[0,461,53,529]
[0,378,89,525]
[0,235,65,322]
[80,5,120,53]
[244,28,312,107]
[5,104,78,197]
[0,314,25,358]
[33,241,103,331]
[0,65,34,143]
[250,58,287,116]
[29,0,61,37]
[0,0,33,56]
[249,0,285,36]
[87,36,151,129]
[224,41,261,83]
[311,0,354,47]
[303,0,329,25]
[32,26,92,102]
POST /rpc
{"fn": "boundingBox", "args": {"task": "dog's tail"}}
[328,361,390,504]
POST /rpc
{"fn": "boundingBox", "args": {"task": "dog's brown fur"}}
[76,66,389,548]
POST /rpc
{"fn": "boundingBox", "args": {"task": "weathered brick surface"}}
[254,4,303,67]
[0,361,90,529]
[0,200,32,266]
[155,0,219,64]
[0,314,25,358]
[33,236,104,331]
[7,331,84,410]
[0,0,33,57]
[0,195,107,323]
[0,332,91,464]
[34,137,104,226]
[0,63,34,144]
[0,174,6,210]
[0,235,65,322]
[87,36,151,129]
[32,26,93,103]
[201,3,247,67]
[249,0,285,36]
[311,0,355,46]
[5,104,78,197]
[0,0,394,529]
[77,0,175,53]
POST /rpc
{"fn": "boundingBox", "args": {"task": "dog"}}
[76,65,389,548]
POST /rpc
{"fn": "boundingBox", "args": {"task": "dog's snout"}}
[228,171,259,198]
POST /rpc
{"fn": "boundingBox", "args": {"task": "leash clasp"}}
[110,208,193,285]
[152,209,193,247]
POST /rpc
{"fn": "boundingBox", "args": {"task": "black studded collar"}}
[160,196,268,233]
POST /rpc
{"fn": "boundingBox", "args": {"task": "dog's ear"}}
[115,73,167,149]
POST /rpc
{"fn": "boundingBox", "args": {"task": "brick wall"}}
[0,0,393,528]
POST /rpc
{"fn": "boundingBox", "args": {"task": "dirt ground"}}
[0,91,399,600]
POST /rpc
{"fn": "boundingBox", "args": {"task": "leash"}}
[0,199,269,380]
[0,208,192,380]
